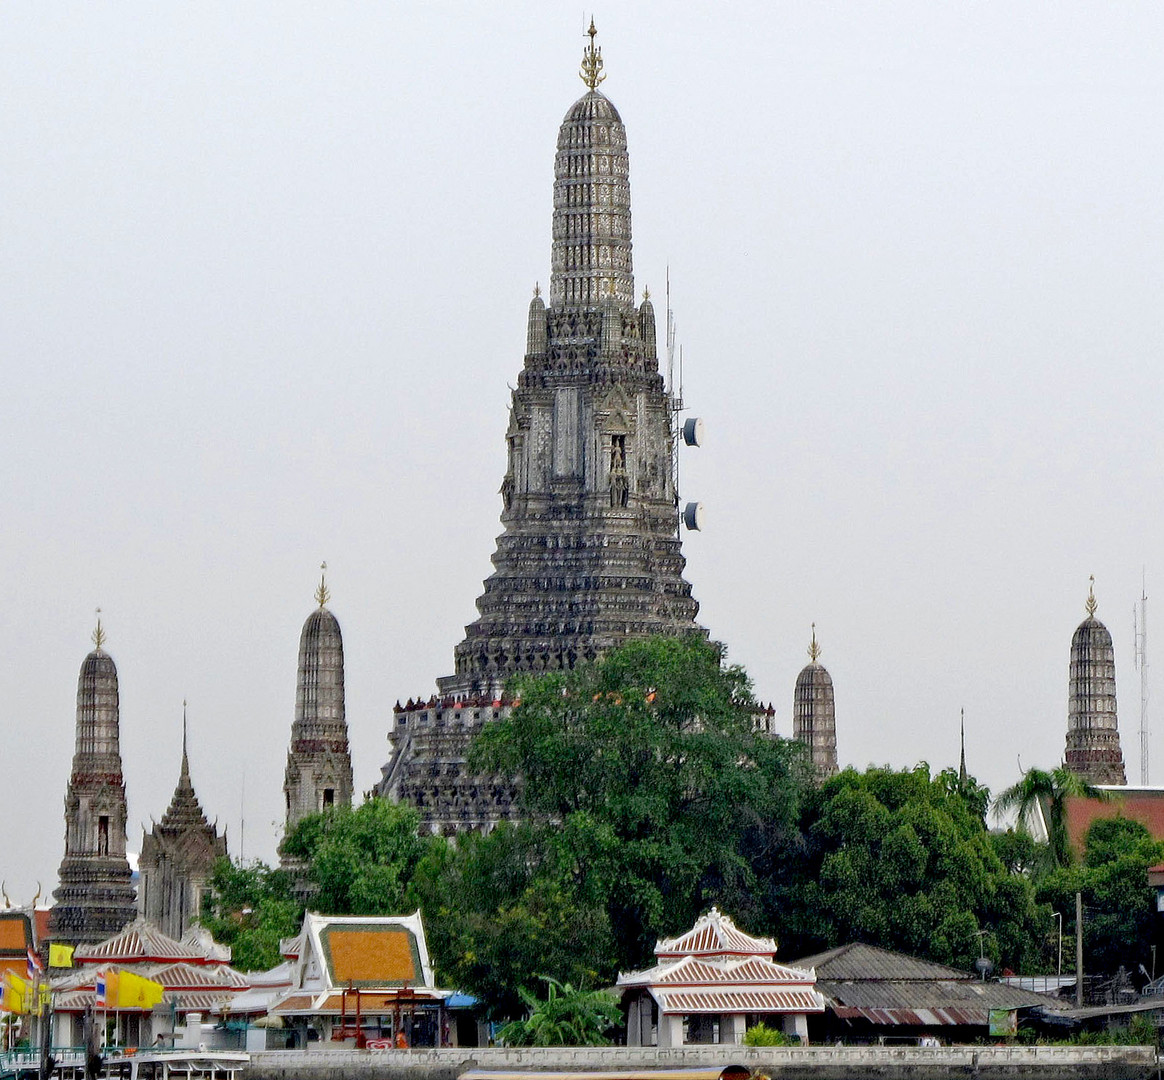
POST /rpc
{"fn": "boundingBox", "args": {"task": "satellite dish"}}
[682,417,705,447]
[975,957,994,979]
[683,502,704,531]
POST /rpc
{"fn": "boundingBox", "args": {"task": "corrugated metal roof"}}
[818,977,1063,1013]
[655,988,826,1015]
[833,1005,986,1027]
[790,942,972,982]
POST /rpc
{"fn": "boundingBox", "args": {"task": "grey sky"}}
[3,2,1163,902]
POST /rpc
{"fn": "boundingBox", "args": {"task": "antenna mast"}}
[666,268,684,534]
[1135,574,1150,785]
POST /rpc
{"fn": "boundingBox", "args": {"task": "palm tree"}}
[993,766,1110,869]
[497,977,622,1047]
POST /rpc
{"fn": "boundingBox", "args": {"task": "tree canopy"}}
[769,764,1050,972]
[471,635,808,972]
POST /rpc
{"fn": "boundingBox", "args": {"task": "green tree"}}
[199,859,301,972]
[472,635,807,973]
[496,977,622,1047]
[993,766,1109,869]
[411,823,615,1018]
[281,798,434,914]
[1037,816,1164,977]
[771,764,1049,972]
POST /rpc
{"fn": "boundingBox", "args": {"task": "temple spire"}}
[808,623,821,662]
[579,18,605,90]
[316,561,330,608]
[181,699,190,778]
[959,708,968,786]
[1086,574,1097,617]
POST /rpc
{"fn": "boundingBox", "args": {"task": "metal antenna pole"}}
[1135,573,1149,785]
[665,268,684,535]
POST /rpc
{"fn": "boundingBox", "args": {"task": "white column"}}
[782,1013,808,1044]
[659,1014,684,1048]
[725,1014,746,1045]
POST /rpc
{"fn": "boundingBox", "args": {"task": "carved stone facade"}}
[282,588,354,847]
[50,631,138,944]
[379,61,703,832]
[1065,581,1126,785]
[138,726,227,940]
[793,629,838,780]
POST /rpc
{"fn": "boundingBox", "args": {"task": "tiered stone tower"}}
[1064,577,1126,785]
[138,711,227,939]
[282,567,353,842]
[793,626,838,779]
[50,620,138,944]
[379,27,702,832]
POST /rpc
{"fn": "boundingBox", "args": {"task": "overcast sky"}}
[3,2,1163,904]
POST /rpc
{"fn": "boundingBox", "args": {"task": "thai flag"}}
[26,947,44,979]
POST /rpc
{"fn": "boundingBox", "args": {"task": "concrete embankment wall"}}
[248,1044,1157,1080]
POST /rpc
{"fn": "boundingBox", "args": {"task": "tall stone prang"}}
[1064,577,1126,785]
[50,619,138,944]
[793,625,838,779]
[282,566,353,843]
[138,709,227,940]
[378,27,703,832]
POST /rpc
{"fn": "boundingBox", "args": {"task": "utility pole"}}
[1076,891,1084,1009]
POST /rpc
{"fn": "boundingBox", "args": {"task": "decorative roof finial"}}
[1086,574,1097,617]
[92,608,106,650]
[580,17,606,90]
[316,562,330,608]
[643,286,651,301]
[533,282,541,299]
[808,623,821,662]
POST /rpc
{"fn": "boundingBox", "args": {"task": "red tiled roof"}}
[655,908,776,959]
[655,988,825,1014]
[1062,790,1164,854]
[75,918,223,965]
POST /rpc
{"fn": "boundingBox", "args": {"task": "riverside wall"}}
[247,1044,1157,1080]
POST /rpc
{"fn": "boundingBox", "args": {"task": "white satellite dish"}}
[683,502,704,531]
[682,417,705,447]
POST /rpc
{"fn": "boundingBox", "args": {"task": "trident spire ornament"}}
[92,608,106,650]
[580,18,606,90]
[316,562,330,608]
[808,623,821,662]
[1086,575,1097,617]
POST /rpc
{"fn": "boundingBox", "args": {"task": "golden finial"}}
[92,608,106,650]
[643,287,651,301]
[533,282,541,299]
[1086,574,1097,617]
[316,562,330,608]
[808,623,821,662]
[580,17,606,90]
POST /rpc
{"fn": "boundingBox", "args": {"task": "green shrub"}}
[743,1022,794,1046]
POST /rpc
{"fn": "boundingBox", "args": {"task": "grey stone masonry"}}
[1064,580,1126,785]
[138,722,227,940]
[378,71,704,833]
[282,590,354,850]
[50,630,138,944]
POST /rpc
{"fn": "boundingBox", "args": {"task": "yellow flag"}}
[49,943,74,969]
[2,972,28,1014]
[116,970,165,1010]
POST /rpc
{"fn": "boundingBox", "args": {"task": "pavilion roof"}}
[654,907,776,959]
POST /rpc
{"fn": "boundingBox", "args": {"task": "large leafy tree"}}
[200,859,302,972]
[1037,817,1164,978]
[471,635,807,973]
[280,798,435,914]
[411,823,615,1018]
[993,766,1108,870]
[770,764,1050,972]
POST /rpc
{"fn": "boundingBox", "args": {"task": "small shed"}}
[616,908,825,1046]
